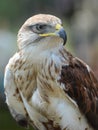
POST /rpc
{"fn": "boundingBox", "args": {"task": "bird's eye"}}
[36,24,47,31]
[29,23,47,34]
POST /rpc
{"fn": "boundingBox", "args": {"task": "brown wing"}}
[58,57,98,130]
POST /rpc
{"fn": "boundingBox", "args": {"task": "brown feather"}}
[58,57,98,130]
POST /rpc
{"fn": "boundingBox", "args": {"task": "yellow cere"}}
[55,24,62,30]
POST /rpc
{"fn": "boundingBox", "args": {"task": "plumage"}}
[4,14,98,130]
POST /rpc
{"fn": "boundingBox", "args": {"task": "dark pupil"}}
[36,24,46,30]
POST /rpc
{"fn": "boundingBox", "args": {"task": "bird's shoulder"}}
[58,54,98,129]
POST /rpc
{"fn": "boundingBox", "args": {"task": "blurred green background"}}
[0,0,98,130]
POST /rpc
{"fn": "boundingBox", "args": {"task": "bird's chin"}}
[51,36,64,45]
[39,36,64,49]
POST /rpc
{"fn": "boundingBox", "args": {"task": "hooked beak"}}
[56,27,67,45]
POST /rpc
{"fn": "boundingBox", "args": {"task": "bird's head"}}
[17,14,67,50]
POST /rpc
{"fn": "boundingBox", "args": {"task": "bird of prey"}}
[4,14,98,130]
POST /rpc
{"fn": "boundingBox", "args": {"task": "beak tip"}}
[58,28,67,45]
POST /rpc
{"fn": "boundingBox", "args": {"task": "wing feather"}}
[4,66,29,128]
[58,57,98,130]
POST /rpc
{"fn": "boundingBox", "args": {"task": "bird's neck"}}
[19,38,64,66]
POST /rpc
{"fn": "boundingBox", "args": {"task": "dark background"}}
[0,0,98,130]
